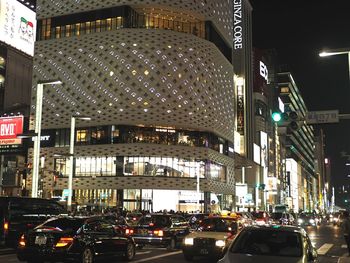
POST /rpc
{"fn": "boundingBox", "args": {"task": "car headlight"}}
[334,218,339,222]
[298,219,303,224]
[215,240,226,247]
[184,238,194,246]
[309,219,315,224]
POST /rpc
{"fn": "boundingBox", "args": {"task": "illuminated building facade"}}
[28,0,236,211]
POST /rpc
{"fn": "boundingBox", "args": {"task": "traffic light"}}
[271,111,301,132]
[256,183,266,190]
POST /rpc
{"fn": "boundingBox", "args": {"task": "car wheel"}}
[81,247,94,263]
[124,242,136,261]
[183,253,193,261]
[167,237,176,251]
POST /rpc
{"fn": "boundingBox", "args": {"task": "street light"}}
[319,47,350,81]
[67,115,91,212]
[32,80,62,198]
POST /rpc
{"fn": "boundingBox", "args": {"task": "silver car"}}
[218,225,318,263]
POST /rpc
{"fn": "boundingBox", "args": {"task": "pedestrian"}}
[342,211,350,256]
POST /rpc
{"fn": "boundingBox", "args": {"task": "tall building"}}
[277,72,316,212]
[28,0,236,212]
[0,0,36,196]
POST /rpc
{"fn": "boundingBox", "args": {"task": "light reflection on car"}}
[218,225,318,263]
[182,216,239,261]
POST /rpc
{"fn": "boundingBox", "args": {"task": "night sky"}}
[250,0,350,187]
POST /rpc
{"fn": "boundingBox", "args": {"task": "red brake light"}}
[133,217,137,221]
[125,228,134,235]
[149,223,154,227]
[19,234,26,247]
[55,237,73,248]
[153,230,164,237]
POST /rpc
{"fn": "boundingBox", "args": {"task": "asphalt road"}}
[1,223,349,263]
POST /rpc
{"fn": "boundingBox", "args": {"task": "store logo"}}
[18,17,34,43]
[233,0,243,50]
[259,61,268,81]
[0,123,16,137]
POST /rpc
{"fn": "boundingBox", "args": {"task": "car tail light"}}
[55,237,73,248]
[153,230,164,237]
[19,234,26,247]
[3,222,8,234]
[149,223,154,227]
[133,217,137,221]
[125,229,134,235]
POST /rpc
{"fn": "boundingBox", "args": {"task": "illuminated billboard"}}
[0,115,23,145]
[0,0,36,56]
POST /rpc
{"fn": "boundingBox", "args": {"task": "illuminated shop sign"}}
[253,143,260,164]
[260,131,268,168]
[0,115,23,145]
[233,0,243,49]
[236,77,244,134]
[259,61,268,81]
[0,0,36,56]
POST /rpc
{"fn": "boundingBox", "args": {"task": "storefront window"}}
[76,129,89,144]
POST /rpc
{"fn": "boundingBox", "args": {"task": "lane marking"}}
[341,245,347,249]
[317,243,334,255]
[133,250,182,263]
[136,251,152,255]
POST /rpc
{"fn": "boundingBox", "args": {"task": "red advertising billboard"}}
[0,116,24,145]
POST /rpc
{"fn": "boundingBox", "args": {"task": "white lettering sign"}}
[233,0,243,49]
[31,135,51,142]
[0,123,15,136]
[259,61,268,81]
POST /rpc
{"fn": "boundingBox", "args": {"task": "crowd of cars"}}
[0,197,325,262]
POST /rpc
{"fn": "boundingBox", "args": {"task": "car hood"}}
[186,231,230,239]
[219,253,305,263]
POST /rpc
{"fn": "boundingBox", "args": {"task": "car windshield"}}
[299,213,314,219]
[271,213,283,219]
[198,218,237,232]
[231,229,303,257]
[9,201,65,221]
[138,215,171,227]
[252,212,266,219]
[40,218,85,232]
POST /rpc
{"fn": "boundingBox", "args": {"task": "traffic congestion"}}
[2,197,349,263]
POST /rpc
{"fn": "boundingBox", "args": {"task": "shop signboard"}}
[0,0,36,56]
[0,116,23,146]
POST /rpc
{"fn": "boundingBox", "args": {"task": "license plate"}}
[35,236,47,245]
[200,248,209,255]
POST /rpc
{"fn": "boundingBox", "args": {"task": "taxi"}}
[182,215,239,261]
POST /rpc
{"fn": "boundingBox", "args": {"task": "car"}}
[218,225,318,263]
[251,211,271,225]
[182,216,239,261]
[187,213,210,229]
[270,212,295,225]
[125,212,144,226]
[131,213,190,250]
[297,213,318,227]
[0,197,66,247]
[16,216,136,263]
[235,212,254,227]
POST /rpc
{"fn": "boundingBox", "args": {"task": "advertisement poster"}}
[0,0,36,56]
[0,115,23,145]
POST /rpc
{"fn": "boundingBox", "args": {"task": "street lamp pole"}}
[67,115,91,212]
[67,116,75,212]
[32,80,62,198]
[319,48,350,81]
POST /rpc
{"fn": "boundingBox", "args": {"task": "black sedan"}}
[131,213,190,250]
[17,216,136,263]
[270,212,295,225]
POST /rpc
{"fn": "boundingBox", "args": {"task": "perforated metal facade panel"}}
[36,0,233,45]
[31,1,236,199]
[32,29,235,142]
